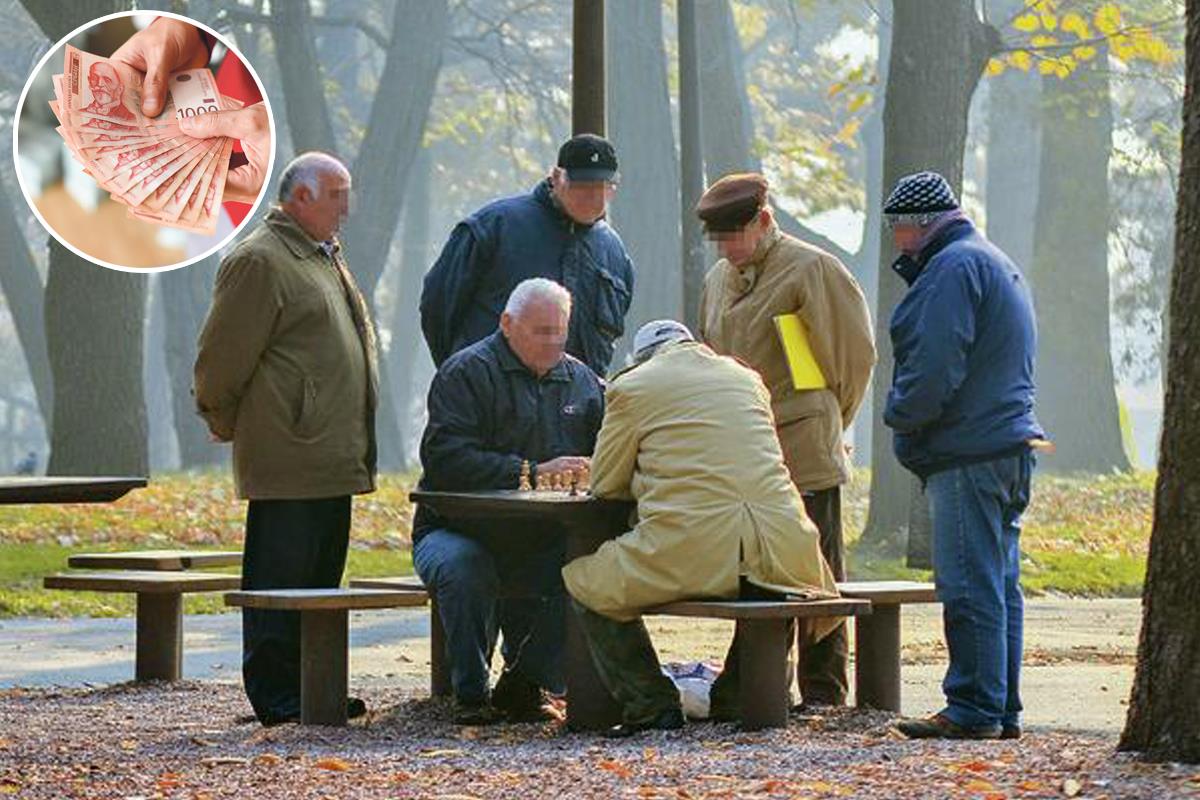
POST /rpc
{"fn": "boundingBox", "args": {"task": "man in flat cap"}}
[695,172,875,713]
[564,321,839,737]
[880,171,1043,740]
[422,133,635,377]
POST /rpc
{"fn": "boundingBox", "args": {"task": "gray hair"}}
[503,278,572,318]
[278,152,349,203]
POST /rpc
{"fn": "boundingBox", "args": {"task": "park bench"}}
[224,588,428,726]
[836,580,938,711]
[348,576,450,695]
[645,597,871,730]
[67,549,242,571]
[42,570,241,681]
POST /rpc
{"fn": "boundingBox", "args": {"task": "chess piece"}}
[551,472,564,492]
[578,464,590,494]
[567,469,578,496]
[519,460,532,492]
[535,469,548,492]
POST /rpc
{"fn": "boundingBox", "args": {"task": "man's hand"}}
[178,103,271,203]
[537,456,591,478]
[110,17,210,117]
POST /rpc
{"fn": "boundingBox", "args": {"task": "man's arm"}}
[795,255,877,428]
[193,250,282,441]
[589,384,638,500]
[420,222,487,367]
[884,261,980,434]
[419,364,524,490]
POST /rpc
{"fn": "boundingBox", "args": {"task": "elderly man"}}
[421,133,634,376]
[695,173,875,708]
[880,172,1043,740]
[414,278,605,725]
[564,321,839,737]
[194,152,377,726]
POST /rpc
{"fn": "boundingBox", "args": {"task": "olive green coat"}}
[562,342,839,638]
[194,207,378,500]
[698,222,876,491]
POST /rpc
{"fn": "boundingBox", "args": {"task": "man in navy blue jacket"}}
[881,172,1045,741]
[414,278,605,725]
[421,134,635,376]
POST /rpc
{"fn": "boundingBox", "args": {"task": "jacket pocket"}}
[294,377,320,437]
[593,265,630,340]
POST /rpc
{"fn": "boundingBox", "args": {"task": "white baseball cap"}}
[632,319,694,360]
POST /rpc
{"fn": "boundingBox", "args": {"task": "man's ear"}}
[499,311,513,338]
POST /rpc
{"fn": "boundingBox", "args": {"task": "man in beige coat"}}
[563,321,838,737]
[696,173,875,707]
[193,152,378,725]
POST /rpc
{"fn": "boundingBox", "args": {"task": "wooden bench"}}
[837,580,938,711]
[68,550,242,571]
[647,597,872,730]
[43,570,241,681]
[224,588,428,726]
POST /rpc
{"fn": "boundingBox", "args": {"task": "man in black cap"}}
[422,134,635,376]
[880,171,1044,740]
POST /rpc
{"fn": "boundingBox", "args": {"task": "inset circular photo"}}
[12,11,275,272]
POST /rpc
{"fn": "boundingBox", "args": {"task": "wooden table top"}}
[836,580,939,604]
[224,588,429,611]
[0,476,147,504]
[43,571,241,593]
[68,550,243,571]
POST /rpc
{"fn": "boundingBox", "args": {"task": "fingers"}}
[141,58,167,117]
[179,105,268,141]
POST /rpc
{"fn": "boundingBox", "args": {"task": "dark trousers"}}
[241,496,351,722]
[797,486,849,705]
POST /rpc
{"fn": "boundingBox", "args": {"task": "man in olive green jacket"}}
[697,173,876,707]
[193,152,378,725]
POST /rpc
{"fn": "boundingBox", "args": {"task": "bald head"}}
[279,151,352,241]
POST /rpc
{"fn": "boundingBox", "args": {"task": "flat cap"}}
[695,173,769,232]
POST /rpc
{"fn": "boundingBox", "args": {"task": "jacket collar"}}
[490,330,571,382]
[533,178,604,230]
[891,218,975,287]
[266,206,340,260]
[727,221,782,295]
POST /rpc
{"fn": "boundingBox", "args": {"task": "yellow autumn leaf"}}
[835,118,862,145]
[1010,50,1034,71]
[1094,3,1122,36]
[1041,12,1058,30]
[1013,13,1041,32]
[1061,11,1091,39]
[1073,45,1099,61]
[827,81,846,98]
[848,92,870,113]
[986,57,1007,76]
[1038,58,1059,75]
[1031,34,1060,48]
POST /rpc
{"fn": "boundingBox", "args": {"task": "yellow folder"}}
[773,313,827,390]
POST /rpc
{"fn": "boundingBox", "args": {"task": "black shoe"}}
[1001,724,1021,740]
[895,713,1002,740]
[603,708,686,739]
[347,697,368,720]
[453,699,505,726]
[491,670,557,723]
[260,709,299,727]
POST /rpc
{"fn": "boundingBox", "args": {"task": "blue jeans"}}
[926,451,1034,730]
[412,527,565,704]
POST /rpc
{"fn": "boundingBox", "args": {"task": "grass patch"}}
[0,468,1154,617]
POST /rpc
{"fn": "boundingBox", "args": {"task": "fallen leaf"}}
[419,748,464,758]
[313,757,352,772]
[965,778,996,792]
[120,738,138,751]
[200,757,249,767]
[190,736,217,747]
[1062,777,1082,796]
[598,759,633,779]
[643,746,659,761]
[952,760,992,773]
[252,754,282,767]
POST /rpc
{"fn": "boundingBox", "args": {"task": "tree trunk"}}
[677,0,705,332]
[44,243,148,475]
[606,0,682,337]
[144,277,176,470]
[1118,0,1200,763]
[160,256,225,469]
[0,181,52,426]
[1029,51,1131,473]
[272,1,337,154]
[861,0,998,552]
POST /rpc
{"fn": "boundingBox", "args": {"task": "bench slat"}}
[44,571,241,593]
[647,597,870,620]
[224,588,428,611]
[837,581,937,604]
[349,576,426,592]
[69,550,243,571]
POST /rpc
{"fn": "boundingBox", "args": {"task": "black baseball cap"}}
[557,133,618,182]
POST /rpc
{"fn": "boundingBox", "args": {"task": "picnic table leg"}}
[855,604,901,711]
[738,619,791,730]
[135,592,182,682]
[429,595,452,697]
[301,609,349,726]
[563,513,626,732]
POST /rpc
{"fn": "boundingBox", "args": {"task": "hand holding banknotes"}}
[110,17,210,117]
[179,103,270,204]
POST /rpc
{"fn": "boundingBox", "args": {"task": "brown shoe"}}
[1001,724,1022,740]
[895,713,1002,740]
[490,670,557,723]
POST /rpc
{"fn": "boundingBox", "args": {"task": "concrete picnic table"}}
[0,476,146,504]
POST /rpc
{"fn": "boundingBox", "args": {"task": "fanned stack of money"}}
[48,44,242,236]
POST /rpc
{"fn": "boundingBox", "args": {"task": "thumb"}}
[180,108,256,140]
[141,63,167,117]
